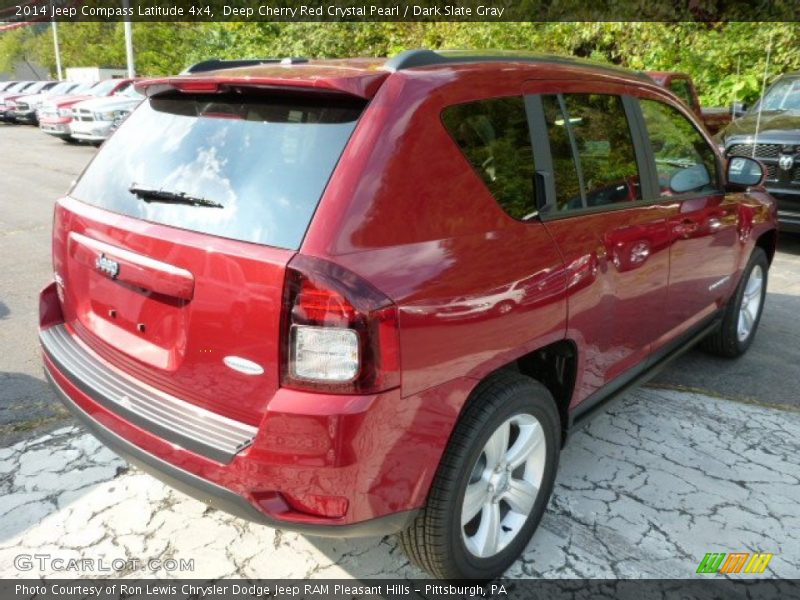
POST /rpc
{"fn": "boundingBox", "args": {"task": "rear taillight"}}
[281,255,400,394]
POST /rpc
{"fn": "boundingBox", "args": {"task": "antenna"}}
[752,34,773,159]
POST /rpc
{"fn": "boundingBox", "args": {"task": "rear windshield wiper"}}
[128,184,224,209]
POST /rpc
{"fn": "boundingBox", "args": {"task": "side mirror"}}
[669,164,712,194]
[731,101,747,119]
[727,156,764,187]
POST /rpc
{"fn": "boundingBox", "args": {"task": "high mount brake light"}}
[171,81,221,93]
[281,255,400,394]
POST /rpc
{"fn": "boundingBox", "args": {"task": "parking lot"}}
[1,123,799,579]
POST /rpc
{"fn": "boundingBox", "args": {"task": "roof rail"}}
[384,48,650,81]
[182,57,309,74]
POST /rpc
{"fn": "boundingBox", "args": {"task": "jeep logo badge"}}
[778,154,795,171]
[95,253,119,279]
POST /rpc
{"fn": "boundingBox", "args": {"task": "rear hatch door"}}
[54,87,366,426]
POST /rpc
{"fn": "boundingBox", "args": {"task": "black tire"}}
[701,247,768,358]
[399,371,560,579]
[62,137,80,145]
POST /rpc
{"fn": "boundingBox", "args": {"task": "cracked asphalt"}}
[1,123,800,579]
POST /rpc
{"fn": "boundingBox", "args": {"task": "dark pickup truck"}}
[718,71,800,233]
[647,71,732,135]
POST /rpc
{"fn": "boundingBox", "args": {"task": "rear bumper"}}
[45,369,417,537]
[41,324,258,463]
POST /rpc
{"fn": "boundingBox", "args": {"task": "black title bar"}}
[1,0,800,22]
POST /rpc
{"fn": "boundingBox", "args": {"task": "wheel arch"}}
[755,228,777,266]
[460,339,578,447]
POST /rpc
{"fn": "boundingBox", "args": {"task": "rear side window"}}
[442,97,537,220]
[640,99,718,196]
[71,92,364,250]
[543,93,641,212]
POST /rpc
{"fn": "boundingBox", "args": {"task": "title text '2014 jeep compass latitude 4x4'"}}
[40,50,777,579]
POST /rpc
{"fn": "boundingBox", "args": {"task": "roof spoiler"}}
[182,57,309,74]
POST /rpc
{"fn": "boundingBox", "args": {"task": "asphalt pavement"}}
[0,124,96,446]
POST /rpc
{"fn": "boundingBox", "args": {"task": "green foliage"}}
[2,22,799,106]
[0,24,48,74]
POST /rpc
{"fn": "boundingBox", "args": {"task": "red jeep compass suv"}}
[40,50,777,579]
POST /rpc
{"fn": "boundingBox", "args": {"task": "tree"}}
[2,22,798,106]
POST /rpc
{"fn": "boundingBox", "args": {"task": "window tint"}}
[442,97,537,220]
[71,92,364,250]
[640,99,718,196]
[668,79,694,107]
[543,93,641,212]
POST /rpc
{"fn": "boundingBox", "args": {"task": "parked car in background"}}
[0,81,55,120]
[0,81,20,92]
[7,81,83,124]
[37,84,92,140]
[647,71,732,134]
[70,83,144,144]
[719,71,800,233]
[40,50,776,580]
[0,81,34,104]
[39,79,133,142]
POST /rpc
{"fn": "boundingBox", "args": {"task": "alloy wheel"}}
[461,413,547,558]
[737,264,764,342]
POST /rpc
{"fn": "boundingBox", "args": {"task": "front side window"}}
[640,99,718,196]
[543,93,641,212]
[442,96,537,220]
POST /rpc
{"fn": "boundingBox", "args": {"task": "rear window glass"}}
[71,92,364,249]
